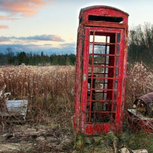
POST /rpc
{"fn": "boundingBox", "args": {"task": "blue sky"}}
[0,0,153,55]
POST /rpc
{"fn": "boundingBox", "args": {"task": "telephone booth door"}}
[73,5,128,135]
[82,28,125,134]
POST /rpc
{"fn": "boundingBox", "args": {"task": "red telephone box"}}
[73,5,129,135]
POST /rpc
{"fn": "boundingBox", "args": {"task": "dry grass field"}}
[0,65,75,128]
[0,63,153,152]
[126,62,153,109]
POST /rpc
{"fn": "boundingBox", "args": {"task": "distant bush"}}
[128,23,153,66]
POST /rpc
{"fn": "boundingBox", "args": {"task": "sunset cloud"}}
[21,35,64,41]
[0,34,64,42]
[0,0,49,17]
[0,15,20,20]
[0,25,9,29]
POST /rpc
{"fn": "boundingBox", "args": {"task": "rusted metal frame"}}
[86,26,125,35]
[88,30,95,123]
[108,31,116,124]
[107,32,115,99]
[84,123,116,135]
[89,64,118,68]
[90,28,120,124]
[91,89,117,91]
[105,29,121,127]
[88,100,117,104]
[135,92,153,105]
[114,33,120,117]
[88,77,119,80]
[74,6,129,134]
[110,32,116,122]
[86,111,115,122]
[132,93,153,122]
[93,30,107,119]
[127,109,153,132]
[106,34,114,106]
[86,111,116,114]
[88,72,108,75]
[94,42,118,45]
[88,73,108,76]
[79,28,85,131]
[80,5,129,22]
[104,36,108,100]
[89,65,119,68]
[84,23,128,29]
[91,54,120,57]
[115,29,124,129]
[85,28,94,123]
[74,27,83,132]
[81,28,90,130]
[104,36,107,106]
[92,63,107,65]
[119,29,126,130]
[120,29,127,130]
[120,28,128,128]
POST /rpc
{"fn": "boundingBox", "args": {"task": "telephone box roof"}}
[79,5,129,17]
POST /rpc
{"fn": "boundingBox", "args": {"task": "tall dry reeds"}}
[126,62,153,109]
[0,63,153,130]
[0,65,75,128]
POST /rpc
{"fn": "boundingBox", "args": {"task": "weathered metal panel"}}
[134,92,153,117]
[127,109,153,132]
[0,100,28,120]
[135,92,153,104]
[79,5,128,27]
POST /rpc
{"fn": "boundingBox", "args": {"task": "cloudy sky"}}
[0,0,152,55]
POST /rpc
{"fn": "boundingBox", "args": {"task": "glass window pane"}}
[114,79,118,89]
[116,57,119,66]
[95,36,106,43]
[94,45,105,54]
[117,33,120,43]
[90,35,93,42]
[117,44,120,55]
[114,91,117,100]
[115,68,119,78]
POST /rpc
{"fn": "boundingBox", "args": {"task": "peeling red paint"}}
[73,5,129,135]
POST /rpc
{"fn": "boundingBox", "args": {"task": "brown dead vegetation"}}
[0,64,152,152]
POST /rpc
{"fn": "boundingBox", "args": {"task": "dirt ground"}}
[0,123,74,153]
[0,122,151,153]
[0,123,116,153]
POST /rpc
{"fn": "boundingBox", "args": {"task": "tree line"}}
[0,23,153,66]
[128,23,153,66]
[0,51,76,65]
